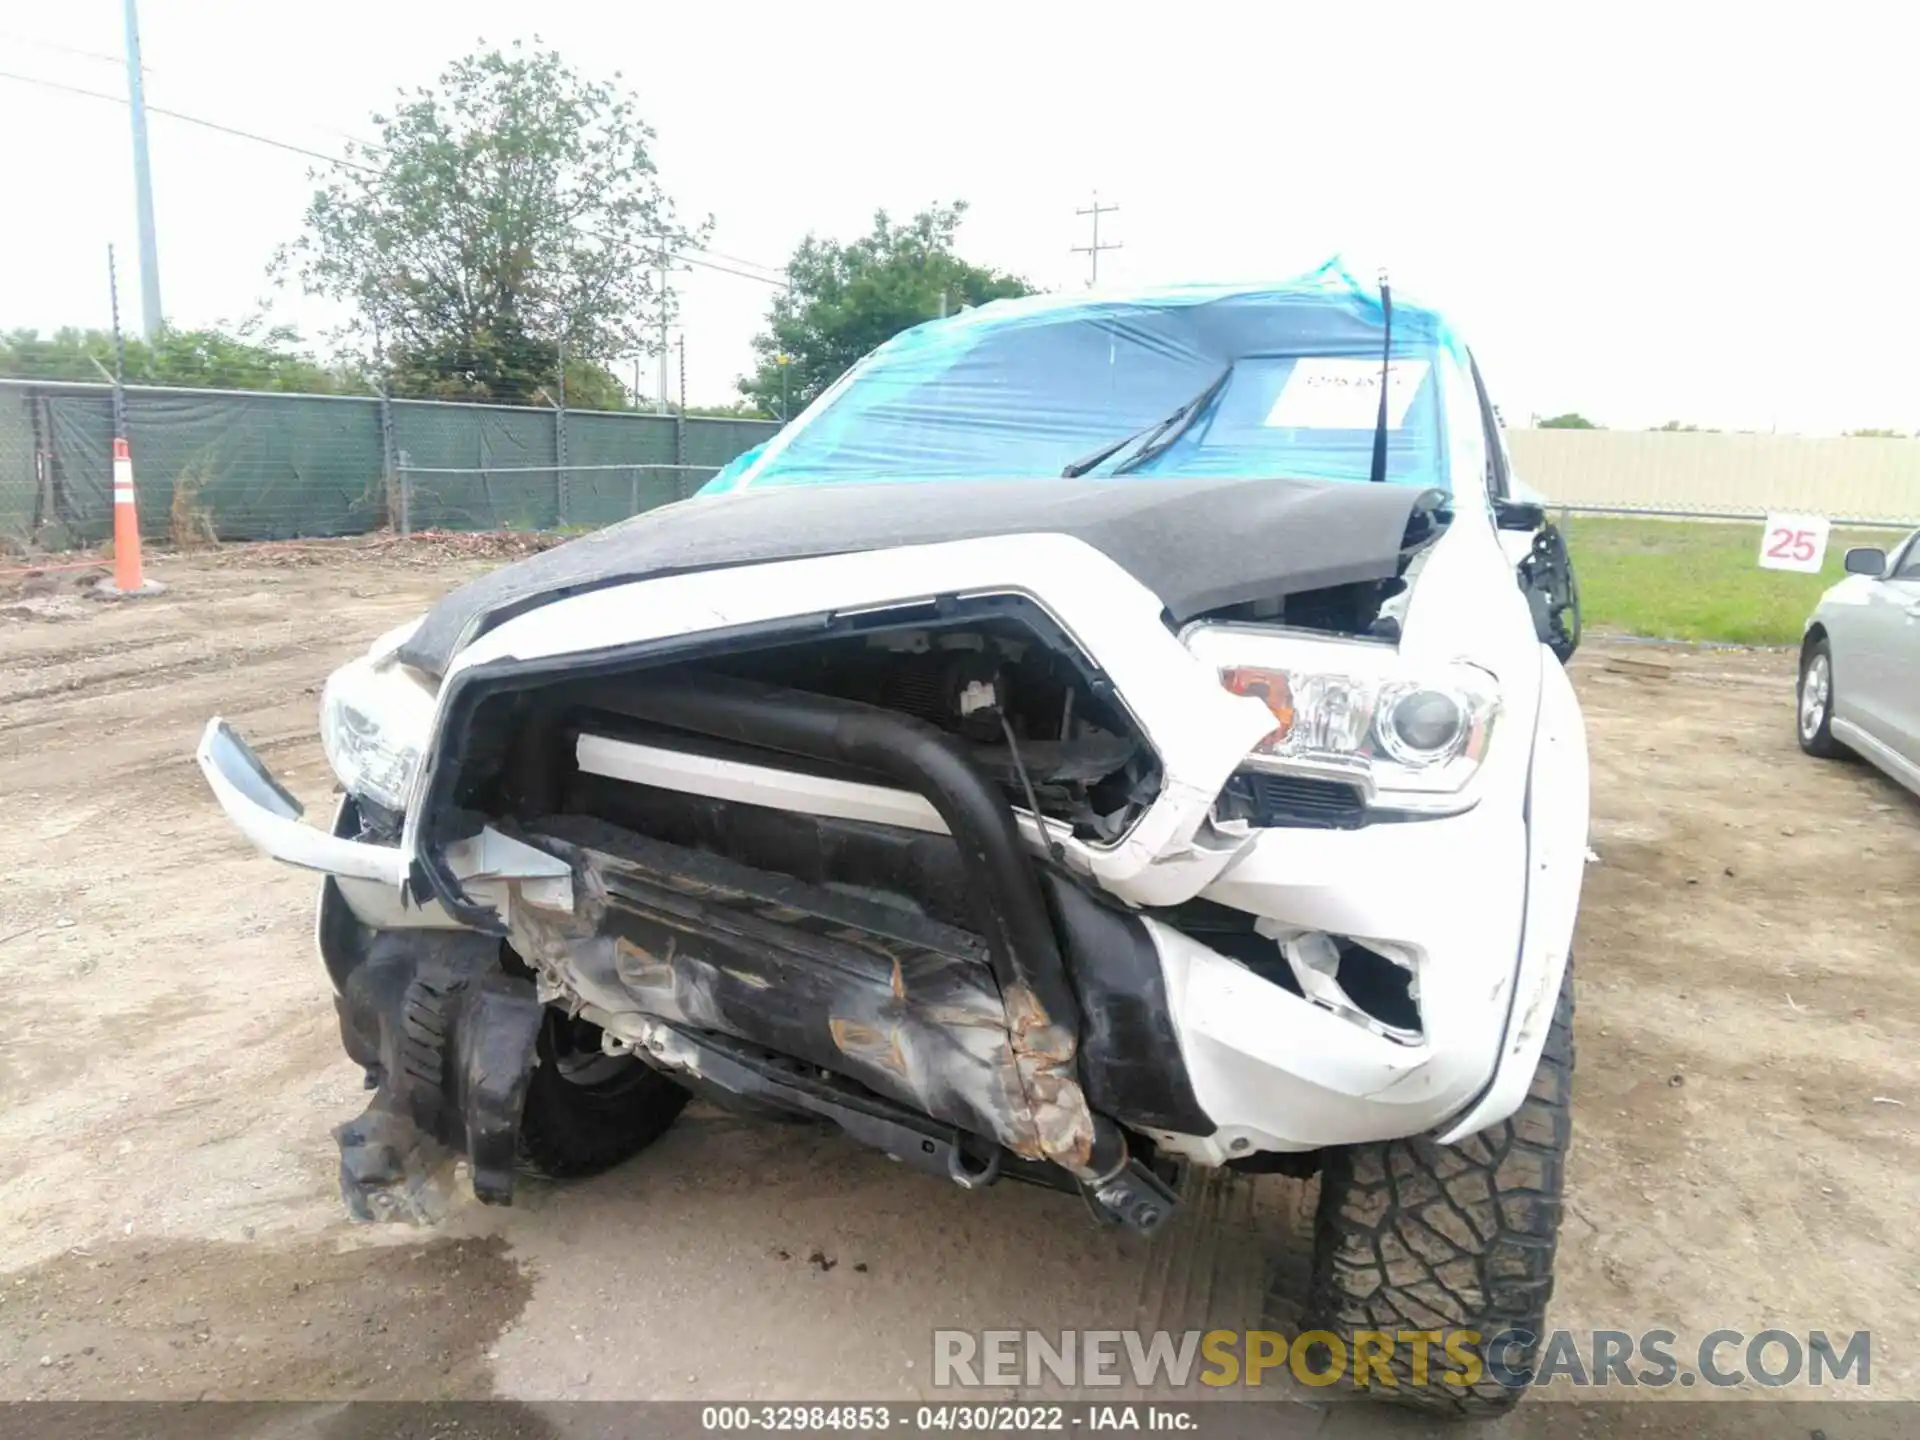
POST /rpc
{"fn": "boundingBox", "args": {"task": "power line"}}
[0,65,789,288]
[0,67,376,170]
[690,245,787,280]
[677,252,786,287]
[0,33,374,152]
[0,31,132,69]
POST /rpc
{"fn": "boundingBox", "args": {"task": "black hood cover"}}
[398,476,1445,677]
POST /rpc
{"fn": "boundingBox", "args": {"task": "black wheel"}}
[517,1010,689,1179]
[1797,636,1848,759]
[1299,962,1574,1417]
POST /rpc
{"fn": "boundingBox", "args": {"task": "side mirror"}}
[1843,547,1888,577]
[1494,498,1546,532]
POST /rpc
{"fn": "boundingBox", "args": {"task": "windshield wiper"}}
[1060,365,1233,478]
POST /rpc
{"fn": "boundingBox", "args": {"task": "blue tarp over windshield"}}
[705,261,1467,495]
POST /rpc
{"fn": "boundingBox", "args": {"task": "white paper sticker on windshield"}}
[1264,358,1430,430]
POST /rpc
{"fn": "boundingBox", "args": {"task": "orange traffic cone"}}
[99,436,165,598]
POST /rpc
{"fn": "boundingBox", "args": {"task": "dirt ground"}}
[1,548,1915,1435]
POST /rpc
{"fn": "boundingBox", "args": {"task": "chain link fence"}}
[7,376,1917,552]
[0,377,779,551]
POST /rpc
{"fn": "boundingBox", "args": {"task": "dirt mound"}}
[0,566,111,615]
[201,533,566,572]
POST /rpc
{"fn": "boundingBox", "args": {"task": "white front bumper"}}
[199,530,1587,1156]
[1156,651,1586,1156]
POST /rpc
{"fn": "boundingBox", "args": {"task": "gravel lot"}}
[2,548,1916,1436]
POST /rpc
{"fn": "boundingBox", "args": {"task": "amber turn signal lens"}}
[1221,666,1295,744]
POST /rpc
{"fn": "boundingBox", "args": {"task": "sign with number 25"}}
[1757,513,1831,574]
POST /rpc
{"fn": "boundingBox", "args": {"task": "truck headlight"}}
[318,655,436,814]
[1184,624,1499,810]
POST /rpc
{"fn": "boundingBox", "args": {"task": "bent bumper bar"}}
[196,720,407,884]
[196,717,575,916]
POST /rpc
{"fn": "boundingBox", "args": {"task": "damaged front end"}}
[201,482,1581,1232]
[202,487,1583,1235]
[193,269,1597,1419]
[397,601,1235,1232]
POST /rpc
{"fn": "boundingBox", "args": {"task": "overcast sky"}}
[2,1,1912,433]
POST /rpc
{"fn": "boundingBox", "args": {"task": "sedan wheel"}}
[1796,639,1847,759]
[1798,653,1830,740]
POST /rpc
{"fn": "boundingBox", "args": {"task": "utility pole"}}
[107,246,128,437]
[555,332,570,526]
[656,243,671,414]
[1072,191,1121,288]
[675,333,688,489]
[122,0,162,338]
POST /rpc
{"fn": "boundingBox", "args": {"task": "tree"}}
[277,40,706,405]
[1537,413,1598,429]
[555,359,634,412]
[0,322,349,392]
[1651,420,1718,432]
[739,203,1032,418]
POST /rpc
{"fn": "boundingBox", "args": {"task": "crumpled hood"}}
[397,476,1444,678]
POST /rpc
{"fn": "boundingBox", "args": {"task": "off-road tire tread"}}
[516,1032,690,1180]
[1298,963,1574,1417]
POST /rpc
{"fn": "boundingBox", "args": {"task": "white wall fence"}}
[1504,429,1920,526]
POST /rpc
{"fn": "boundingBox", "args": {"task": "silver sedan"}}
[1798,530,1920,795]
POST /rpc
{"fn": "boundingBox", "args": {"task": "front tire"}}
[1797,636,1848,759]
[517,1011,689,1179]
[1300,963,1574,1417]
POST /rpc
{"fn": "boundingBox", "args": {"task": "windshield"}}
[705,263,1472,496]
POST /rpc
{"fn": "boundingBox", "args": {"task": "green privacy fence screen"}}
[0,378,780,547]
